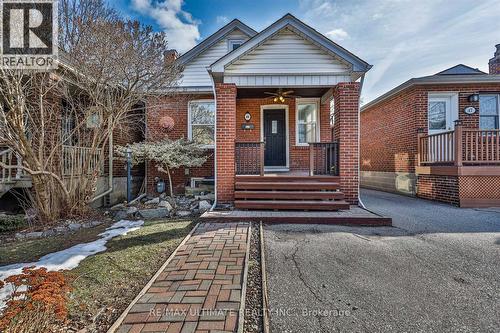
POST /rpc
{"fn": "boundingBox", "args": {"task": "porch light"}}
[468,94,479,102]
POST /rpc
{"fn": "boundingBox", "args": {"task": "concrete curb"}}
[260,222,271,333]
[237,223,252,333]
[106,222,200,333]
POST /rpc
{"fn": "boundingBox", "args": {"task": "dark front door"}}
[263,109,286,167]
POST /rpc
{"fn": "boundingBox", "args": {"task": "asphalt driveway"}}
[264,189,500,333]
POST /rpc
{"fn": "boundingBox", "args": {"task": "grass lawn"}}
[67,219,195,332]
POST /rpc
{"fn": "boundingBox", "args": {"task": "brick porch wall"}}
[235,97,332,171]
[215,83,237,203]
[145,94,215,195]
[333,82,360,204]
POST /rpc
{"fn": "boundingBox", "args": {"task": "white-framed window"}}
[228,39,244,51]
[296,98,320,145]
[479,94,499,130]
[188,100,215,147]
[190,177,205,188]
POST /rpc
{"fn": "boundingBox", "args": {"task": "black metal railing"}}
[309,142,339,176]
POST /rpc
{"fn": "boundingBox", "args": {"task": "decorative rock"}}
[113,210,128,220]
[198,200,212,213]
[89,220,103,227]
[110,203,125,211]
[176,210,191,217]
[43,229,56,236]
[138,208,169,220]
[15,232,25,239]
[158,200,173,211]
[68,223,82,231]
[126,206,138,215]
[25,231,43,238]
[145,197,160,205]
[195,194,215,201]
[55,226,67,233]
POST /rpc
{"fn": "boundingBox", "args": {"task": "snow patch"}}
[0,219,144,309]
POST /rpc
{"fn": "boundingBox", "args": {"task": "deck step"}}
[235,190,345,200]
[235,200,350,211]
[235,181,340,191]
[235,175,340,183]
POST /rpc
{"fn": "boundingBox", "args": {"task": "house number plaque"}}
[464,106,476,115]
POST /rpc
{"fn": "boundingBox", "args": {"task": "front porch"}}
[416,124,500,207]
[214,84,361,211]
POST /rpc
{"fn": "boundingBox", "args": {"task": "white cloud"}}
[298,0,500,102]
[326,28,349,41]
[216,15,230,25]
[131,0,200,53]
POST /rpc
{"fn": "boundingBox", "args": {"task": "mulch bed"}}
[243,222,264,333]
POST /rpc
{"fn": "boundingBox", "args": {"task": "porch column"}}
[215,83,237,204]
[333,82,361,204]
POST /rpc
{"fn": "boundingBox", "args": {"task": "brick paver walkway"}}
[115,222,249,333]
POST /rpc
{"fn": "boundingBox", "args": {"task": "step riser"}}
[235,176,340,183]
[235,191,345,200]
[236,182,340,191]
[235,201,350,211]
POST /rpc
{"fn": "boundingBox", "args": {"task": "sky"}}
[107,0,500,102]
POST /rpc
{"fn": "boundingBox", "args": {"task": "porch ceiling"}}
[237,87,330,99]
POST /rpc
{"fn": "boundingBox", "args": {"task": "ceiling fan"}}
[264,88,301,102]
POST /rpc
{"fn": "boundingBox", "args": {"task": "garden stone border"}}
[15,220,105,240]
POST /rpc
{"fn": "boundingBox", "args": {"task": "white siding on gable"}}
[225,28,351,75]
[179,29,250,87]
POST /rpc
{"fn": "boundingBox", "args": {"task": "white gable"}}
[179,29,251,88]
[225,28,351,75]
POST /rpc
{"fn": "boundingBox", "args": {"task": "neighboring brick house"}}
[361,45,500,207]
[0,83,145,209]
[146,14,371,211]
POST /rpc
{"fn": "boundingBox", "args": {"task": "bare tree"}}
[0,0,181,224]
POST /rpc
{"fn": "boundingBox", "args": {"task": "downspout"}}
[208,69,218,211]
[90,117,113,203]
[357,73,366,209]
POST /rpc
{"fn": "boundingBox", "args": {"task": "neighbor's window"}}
[479,94,499,130]
[189,100,215,146]
[297,99,319,145]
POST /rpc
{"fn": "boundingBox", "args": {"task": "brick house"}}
[0,75,145,209]
[360,45,500,207]
[146,14,371,211]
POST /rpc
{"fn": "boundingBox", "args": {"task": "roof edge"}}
[210,13,372,73]
[176,19,257,66]
[362,74,500,112]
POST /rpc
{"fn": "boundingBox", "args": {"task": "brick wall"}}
[333,82,360,204]
[112,105,145,178]
[361,83,500,174]
[145,93,215,195]
[235,97,332,171]
[416,174,460,205]
[489,44,500,74]
[215,83,237,203]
